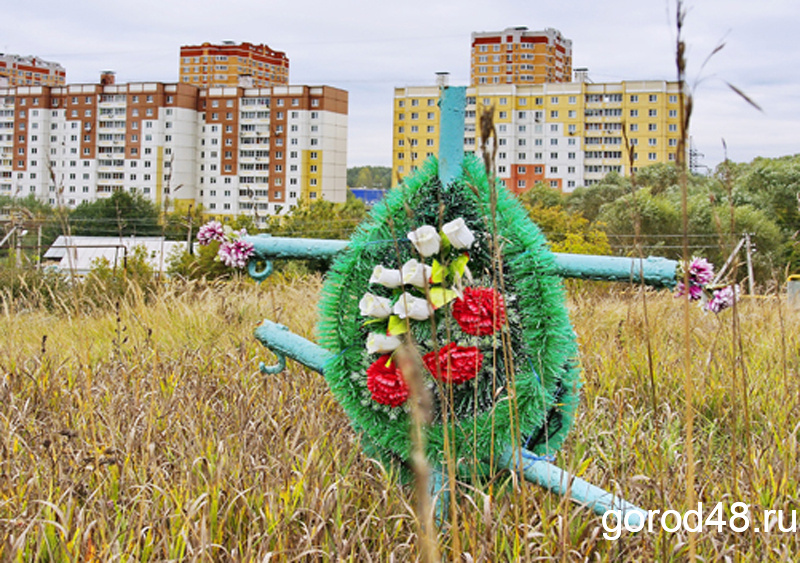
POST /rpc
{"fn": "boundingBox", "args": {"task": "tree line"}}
[3,155,798,283]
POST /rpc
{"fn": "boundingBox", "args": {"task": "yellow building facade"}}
[393,80,683,192]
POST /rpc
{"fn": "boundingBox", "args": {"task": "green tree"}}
[729,155,800,237]
[347,166,392,189]
[84,244,157,303]
[69,191,160,237]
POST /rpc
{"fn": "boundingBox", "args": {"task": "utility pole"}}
[744,232,755,295]
[36,224,42,269]
[186,204,194,255]
[15,228,21,268]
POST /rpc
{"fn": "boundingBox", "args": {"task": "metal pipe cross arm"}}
[244,235,678,288]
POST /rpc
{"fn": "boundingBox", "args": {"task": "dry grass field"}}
[0,276,798,561]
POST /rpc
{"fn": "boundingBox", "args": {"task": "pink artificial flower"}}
[675,281,704,301]
[706,285,738,314]
[218,239,255,269]
[197,221,225,245]
[688,257,714,286]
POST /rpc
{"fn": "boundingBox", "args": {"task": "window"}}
[550,110,558,118]
[669,124,677,132]
[550,166,558,174]
[649,95,657,102]
[669,109,677,118]
[668,139,677,147]
[630,109,638,117]
[550,97,559,104]
[648,109,657,117]
[649,138,657,146]
[550,153,558,160]
[568,96,576,104]
[669,95,678,103]
[568,110,576,118]
[648,123,657,131]
[648,152,657,161]
[630,124,638,132]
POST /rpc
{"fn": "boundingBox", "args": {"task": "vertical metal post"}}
[37,224,42,270]
[15,229,21,268]
[745,233,755,295]
[438,86,467,186]
[186,204,194,255]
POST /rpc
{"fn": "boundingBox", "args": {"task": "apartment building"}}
[392,80,683,192]
[0,53,66,87]
[470,27,572,86]
[197,85,347,220]
[0,79,347,224]
[180,42,289,88]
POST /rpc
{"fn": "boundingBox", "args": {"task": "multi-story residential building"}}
[392,80,683,192]
[179,42,289,88]
[0,77,347,224]
[0,53,66,87]
[196,85,348,220]
[470,27,572,86]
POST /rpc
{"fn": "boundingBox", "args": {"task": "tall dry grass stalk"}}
[674,1,698,559]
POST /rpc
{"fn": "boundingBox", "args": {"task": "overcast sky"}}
[5,0,798,171]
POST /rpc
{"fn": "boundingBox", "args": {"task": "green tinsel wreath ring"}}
[317,155,581,480]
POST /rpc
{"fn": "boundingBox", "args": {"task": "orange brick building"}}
[470,27,572,86]
[0,54,65,87]
[179,42,289,88]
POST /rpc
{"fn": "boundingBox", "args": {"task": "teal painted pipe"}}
[552,253,677,289]
[244,235,678,288]
[438,86,467,186]
[498,447,648,528]
[254,320,333,374]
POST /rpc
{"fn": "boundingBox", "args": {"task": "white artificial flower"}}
[407,225,441,257]
[366,333,402,354]
[393,292,432,321]
[442,217,475,249]
[369,265,403,288]
[358,293,393,318]
[401,259,433,288]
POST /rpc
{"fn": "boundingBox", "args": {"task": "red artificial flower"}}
[451,287,507,336]
[367,355,410,407]
[423,343,484,384]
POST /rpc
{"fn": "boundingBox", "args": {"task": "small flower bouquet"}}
[357,217,509,408]
[196,220,255,269]
[675,256,739,314]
